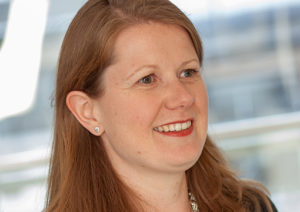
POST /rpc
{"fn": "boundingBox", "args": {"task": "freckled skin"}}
[93,22,208,176]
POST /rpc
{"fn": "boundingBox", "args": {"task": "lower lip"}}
[155,123,193,137]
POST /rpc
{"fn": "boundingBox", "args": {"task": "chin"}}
[163,145,203,172]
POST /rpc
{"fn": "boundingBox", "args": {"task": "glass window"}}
[0,0,299,211]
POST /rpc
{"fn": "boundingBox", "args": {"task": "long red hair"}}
[46,0,273,211]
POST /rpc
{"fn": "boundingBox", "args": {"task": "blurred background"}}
[0,0,299,211]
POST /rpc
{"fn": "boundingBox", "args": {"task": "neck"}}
[119,169,191,212]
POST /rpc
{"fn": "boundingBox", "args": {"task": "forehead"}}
[110,22,198,65]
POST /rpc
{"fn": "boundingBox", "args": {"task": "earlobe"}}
[66,91,104,136]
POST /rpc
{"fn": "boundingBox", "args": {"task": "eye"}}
[180,69,199,78]
[138,74,155,84]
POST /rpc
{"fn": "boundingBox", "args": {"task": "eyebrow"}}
[126,64,158,81]
[126,58,199,80]
[178,58,199,69]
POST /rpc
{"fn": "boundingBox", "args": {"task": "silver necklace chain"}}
[188,192,199,212]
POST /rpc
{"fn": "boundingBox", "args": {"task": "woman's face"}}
[94,22,208,175]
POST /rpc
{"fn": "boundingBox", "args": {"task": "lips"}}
[153,119,193,137]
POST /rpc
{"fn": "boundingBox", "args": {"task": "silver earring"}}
[94,127,100,133]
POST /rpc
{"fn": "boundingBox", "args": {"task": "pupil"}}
[143,76,152,83]
[185,71,191,77]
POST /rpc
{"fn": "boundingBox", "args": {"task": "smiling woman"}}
[45,0,277,211]
[84,23,208,177]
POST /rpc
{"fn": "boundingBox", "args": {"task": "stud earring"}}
[94,127,100,133]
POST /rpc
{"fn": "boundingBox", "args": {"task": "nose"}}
[163,80,194,110]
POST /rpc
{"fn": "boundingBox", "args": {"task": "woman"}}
[45,0,277,211]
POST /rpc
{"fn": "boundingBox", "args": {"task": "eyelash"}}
[137,69,199,85]
[180,69,199,78]
[138,74,156,85]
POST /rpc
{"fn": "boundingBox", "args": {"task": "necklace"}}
[188,192,199,212]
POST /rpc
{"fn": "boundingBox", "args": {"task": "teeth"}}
[154,120,192,133]
[175,123,181,131]
[169,124,175,131]
[182,122,187,130]
[162,125,169,132]
[187,121,191,128]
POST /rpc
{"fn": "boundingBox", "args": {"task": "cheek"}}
[100,92,161,159]
[194,84,208,112]
[129,91,165,125]
[103,91,160,131]
[200,92,209,114]
[193,85,209,137]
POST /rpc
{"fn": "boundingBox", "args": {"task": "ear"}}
[66,91,104,136]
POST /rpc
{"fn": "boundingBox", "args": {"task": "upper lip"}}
[154,118,193,128]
